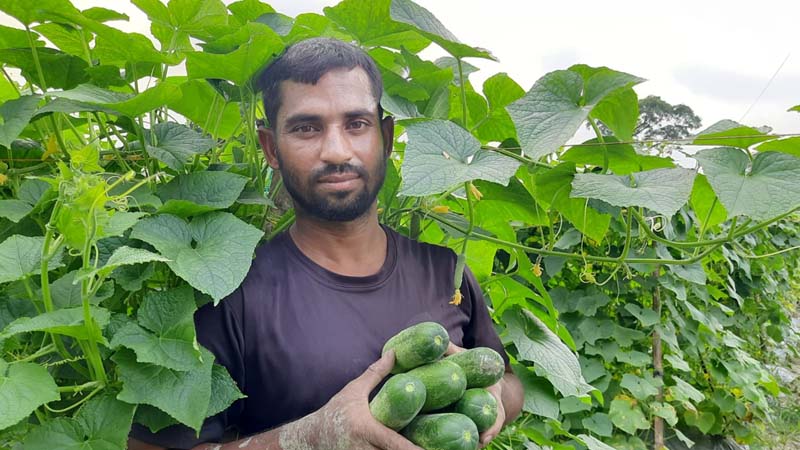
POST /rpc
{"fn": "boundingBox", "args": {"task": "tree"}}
[634,95,702,141]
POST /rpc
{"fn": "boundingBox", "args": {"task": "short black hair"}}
[256,37,383,128]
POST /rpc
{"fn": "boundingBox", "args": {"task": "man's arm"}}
[129,351,421,450]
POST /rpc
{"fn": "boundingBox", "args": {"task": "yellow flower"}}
[0,173,7,185]
[431,205,450,214]
[449,289,462,306]
[41,135,60,161]
[532,263,543,277]
[468,183,483,201]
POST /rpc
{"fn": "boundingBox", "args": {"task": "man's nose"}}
[319,126,353,164]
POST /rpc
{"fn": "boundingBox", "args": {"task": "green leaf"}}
[0,307,110,342]
[664,353,691,372]
[168,79,241,139]
[690,174,727,231]
[609,397,650,435]
[578,434,616,450]
[49,83,182,118]
[0,200,33,223]
[560,395,592,413]
[23,392,136,450]
[111,285,202,371]
[228,0,275,24]
[114,347,214,431]
[0,0,82,26]
[207,363,245,417]
[590,87,639,141]
[32,23,88,60]
[512,364,559,420]
[508,67,644,159]
[157,171,248,217]
[504,307,594,398]
[695,147,800,220]
[526,163,611,242]
[324,0,428,52]
[581,413,613,437]
[0,48,89,90]
[624,303,660,327]
[389,0,494,60]
[615,350,650,367]
[620,374,661,400]
[650,402,678,426]
[0,24,35,50]
[670,377,704,404]
[693,119,774,148]
[571,168,696,217]
[561,138,641,175]
[578,318,615,346]
[790,104,800,113]
[755,136,800,158]
[82,246,168,280]
[0,361,59,430]
[130,212,263,302]
[684,409,716,434]
[104,212,148,238]
[399,119,520,196]
[137,122,215,171]
[185,23,283,86]
[82,7,129,23]
[0,235,62,284]
[674,429,695,448]
[86,21,175,67]
[0,95,40,148]
[168,0,229,40]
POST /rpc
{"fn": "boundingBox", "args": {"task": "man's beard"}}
[277,151,387,222]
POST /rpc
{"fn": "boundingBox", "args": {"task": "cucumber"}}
[402,413,479,450]
[383,322,449,373]
[453,388,498,432]
[369,373,427,430]
[407,360,467,412]
[444,347,505,388]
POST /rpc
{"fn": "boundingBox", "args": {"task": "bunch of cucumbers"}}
[370,322,506,450]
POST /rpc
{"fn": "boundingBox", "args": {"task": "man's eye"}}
[348,120,368,130]
[293,125,317,133]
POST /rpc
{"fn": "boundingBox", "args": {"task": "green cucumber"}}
[407,360,467,412]
[453,388,498,432]
[369,374,426,430]
[401,413,479,450]
[444,347,505,388]
[383,322,449,373]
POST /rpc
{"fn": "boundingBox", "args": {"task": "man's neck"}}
[289,207,388,277]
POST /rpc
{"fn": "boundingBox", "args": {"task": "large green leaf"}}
[571,168,696,217]
[508,66,644,159]
[504,307,594,398]
[578,434,616,450]
[690,174,727,231]
[85,21,175,67]
[48,83,182,118]
[0,200,33,223]
[0,0,82,26]
[0,95,41,148]
[755,136,800,158]
[609,397,649,435]
[157,171,248,217]
[650,402,678,426]
[0,48,89,90]
[111,285,202,371]
[137,122,215,171]
[692,119,774,148]
[23,393,136,450]
[113,347,213,431]
[695,147,800,220]
[620,374,661,400]
[670,376,704,404]
[561,138,641,175]
[0,307,110,342]
[185,23,283,85]
[81,246,168,280]
[581,413,613,437]
[474,73,524,143]
[512,365,559,420]
[590,87,639,141]
[323,0,429,52]
[130,212,263,302]
[0,361,59,430]
[32,23,89,60]
[168,79,241,139]
[0,235,62,284]
[526,163,611,242]
[389,0,494,60]
[399,119,520,196]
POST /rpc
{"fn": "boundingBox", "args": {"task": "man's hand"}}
[444,343,506,449]
[280,350,422,450]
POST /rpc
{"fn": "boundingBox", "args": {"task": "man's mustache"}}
[312,163,369,182]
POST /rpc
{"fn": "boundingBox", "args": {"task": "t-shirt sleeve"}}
[129,288,247,449]
[460,265,510,366]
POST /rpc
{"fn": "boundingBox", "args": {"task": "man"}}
[130,37,523,450]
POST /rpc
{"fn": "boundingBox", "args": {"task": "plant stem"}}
[587,116,609,174]
[457,58,469,129]
[653,269,664,450]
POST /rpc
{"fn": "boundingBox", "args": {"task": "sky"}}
[2,0,799,134]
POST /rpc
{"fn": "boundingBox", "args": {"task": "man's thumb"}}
[355,350,395,390]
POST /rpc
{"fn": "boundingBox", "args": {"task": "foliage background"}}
[0,0,798,449]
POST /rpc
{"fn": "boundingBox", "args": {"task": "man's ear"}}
[380,115,395,157]
[258,126,280,169]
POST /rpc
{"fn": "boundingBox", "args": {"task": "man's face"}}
[260,68,392,222]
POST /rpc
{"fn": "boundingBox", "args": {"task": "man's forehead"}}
[275,67,380,120]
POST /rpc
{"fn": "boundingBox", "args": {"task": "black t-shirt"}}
[132,226,508,448]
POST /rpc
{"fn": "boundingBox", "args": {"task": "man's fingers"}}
[444,341,466,356]
[366,424,422,450]
[354,350,396,390]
